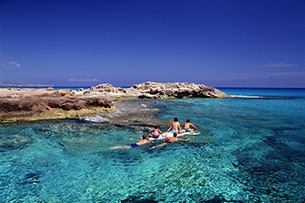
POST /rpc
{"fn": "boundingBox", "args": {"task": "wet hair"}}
[154,126,158,129]
[173,132,178,137]
[174,117,178,122]
[186,119,190,123]
[142,134,147,139]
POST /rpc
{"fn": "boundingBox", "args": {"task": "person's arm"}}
[191,123,198,130]
[179,138,190,141]
[150,142,167,149]
[166,124,172,133]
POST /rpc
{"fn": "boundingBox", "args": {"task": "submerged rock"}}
[0,134,33,150]
[18,172,41,185]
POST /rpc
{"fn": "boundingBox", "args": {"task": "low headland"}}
[0,81,228,124]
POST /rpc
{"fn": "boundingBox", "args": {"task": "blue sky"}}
[0,0,304,87]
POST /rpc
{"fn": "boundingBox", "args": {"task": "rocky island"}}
[0,81,228,123]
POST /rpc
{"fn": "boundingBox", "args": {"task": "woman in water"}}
[148,126,163,139]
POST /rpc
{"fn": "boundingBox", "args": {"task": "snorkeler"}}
[110,134,151,150]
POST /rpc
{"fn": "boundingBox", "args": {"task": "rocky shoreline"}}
[0,81,228,123]
[77,81,228,99]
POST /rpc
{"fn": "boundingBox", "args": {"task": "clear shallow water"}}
[1,88,305,202]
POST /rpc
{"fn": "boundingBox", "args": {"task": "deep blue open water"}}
[1,88,305,202]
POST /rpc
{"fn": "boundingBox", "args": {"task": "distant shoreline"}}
[1,85,304,90]
[0,84,93,90]
[1,82,304,89]
[0,83,53,87]
[0,84,132,89]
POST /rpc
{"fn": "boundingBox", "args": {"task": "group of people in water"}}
[110,117,198,150]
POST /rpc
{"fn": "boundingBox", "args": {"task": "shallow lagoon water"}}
[1,88,305,202]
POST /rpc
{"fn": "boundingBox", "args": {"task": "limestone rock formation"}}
[0,89,114,123]
[129,81,228,98]
[0,81,228,123]
[77,81,228,99]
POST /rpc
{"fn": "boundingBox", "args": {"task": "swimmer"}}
[148,126,163,139]
[110,134,151,150]
[150,132,190,149]
[166,117,183,134]
[183,119,198,133]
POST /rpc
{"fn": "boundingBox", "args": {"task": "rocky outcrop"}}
[130,81,228,98]
[0,81,228,123]
[77,81,228,99]
[0,89,114,123]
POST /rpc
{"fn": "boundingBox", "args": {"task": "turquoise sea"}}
[1,88,305,202]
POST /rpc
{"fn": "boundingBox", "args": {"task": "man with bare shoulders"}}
[110,134,151,150]
[166,117,182,134]
[183,119,198,133]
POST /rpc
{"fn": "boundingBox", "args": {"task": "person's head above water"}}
[173,132,178,137]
